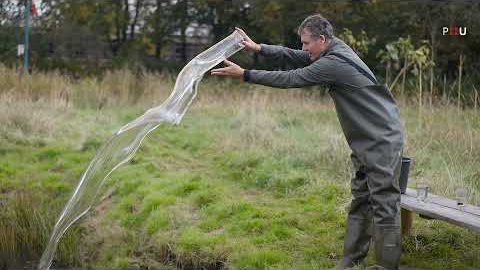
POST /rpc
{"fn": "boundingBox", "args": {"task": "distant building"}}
[163,23,212,62]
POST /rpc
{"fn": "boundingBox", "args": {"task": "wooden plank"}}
[404,188,480,217]
[400,189,480,233]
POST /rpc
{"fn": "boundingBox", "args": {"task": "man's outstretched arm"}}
[236,27,310,69]
[211,57,336,89]
[246,57,334,88]
[258,44,311,68]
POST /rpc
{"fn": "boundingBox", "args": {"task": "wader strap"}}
[328,52,378,85]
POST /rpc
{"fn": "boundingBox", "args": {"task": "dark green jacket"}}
[249,37,375,90]
[246,37,404,171]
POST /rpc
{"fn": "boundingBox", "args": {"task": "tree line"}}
[0,0,479,104]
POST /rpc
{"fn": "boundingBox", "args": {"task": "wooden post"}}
[458,54,464,112]
[402,56,408,101]
[401,208,412,236]
[474,85,478,112]
[419,62,423,110]
[442,74,446,104]
[429,49,434,107]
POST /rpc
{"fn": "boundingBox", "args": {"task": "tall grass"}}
[0,65,175,109]
[0,191,81,269]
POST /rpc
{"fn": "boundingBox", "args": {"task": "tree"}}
[0,1,18,25]
[144,0,175,59]
[377,37,414,95]
[338,28,372,58]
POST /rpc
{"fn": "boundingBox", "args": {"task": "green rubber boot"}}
[338,216,372,269]
[373,225,401,270]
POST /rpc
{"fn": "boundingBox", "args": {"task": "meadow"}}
[0,65,479,269]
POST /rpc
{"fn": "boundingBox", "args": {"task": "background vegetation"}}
[0,0,479,106]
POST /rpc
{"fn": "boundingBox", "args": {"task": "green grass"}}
[0,68,479,269]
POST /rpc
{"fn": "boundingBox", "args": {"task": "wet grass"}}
[0,67,479,269]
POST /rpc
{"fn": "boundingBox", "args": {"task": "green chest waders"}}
[329,53,404,270]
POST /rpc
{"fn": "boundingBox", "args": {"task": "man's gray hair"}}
[297,14,334,40]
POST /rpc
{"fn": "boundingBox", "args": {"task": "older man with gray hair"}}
[212,14,404,270]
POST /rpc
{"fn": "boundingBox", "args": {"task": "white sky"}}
[10,0,43,15]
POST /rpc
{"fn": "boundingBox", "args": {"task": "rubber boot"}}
[338,216,372,269]
[338,168,372,270]
[373,225,401,270]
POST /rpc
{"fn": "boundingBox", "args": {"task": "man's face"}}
[301,30,329,61]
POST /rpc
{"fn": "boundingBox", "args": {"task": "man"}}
[211,14,404,270]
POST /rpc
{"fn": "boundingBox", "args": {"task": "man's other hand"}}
[235,27,261,52]
[210,60,245,80]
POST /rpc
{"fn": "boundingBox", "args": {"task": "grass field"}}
[0,66,479,269]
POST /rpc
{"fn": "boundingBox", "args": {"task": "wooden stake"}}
[419,62,423,111]
[443,74,446,104]
[458,54,464,111]
[474,84,478,112]
[402,56,408,100]
[430,59,434,107]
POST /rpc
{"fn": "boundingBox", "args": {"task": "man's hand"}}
[235,27,261,52]
[210,60,245,80]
